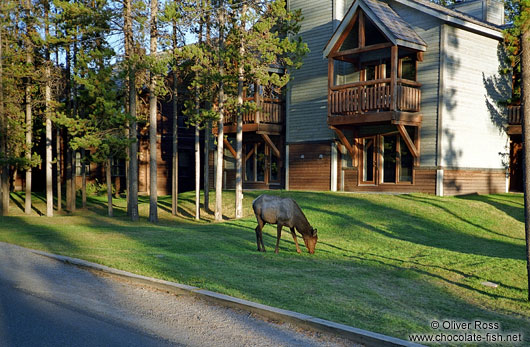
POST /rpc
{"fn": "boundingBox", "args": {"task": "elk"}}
[252,194,318,254]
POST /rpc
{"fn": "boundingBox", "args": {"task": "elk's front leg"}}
[275,224,283,254]
[255,218,266,252]
[290,227,302,254]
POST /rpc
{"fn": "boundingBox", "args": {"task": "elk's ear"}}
[312,228,317,237]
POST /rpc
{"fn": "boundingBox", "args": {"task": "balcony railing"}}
[329,79,421,116]
[224,97,284,125]
[508,105,522,125]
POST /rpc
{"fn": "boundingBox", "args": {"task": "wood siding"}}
[440,24,509,170]
[443,169,506,195]
[288,142,331,191]
[390,2,442,167]
[287,0,334,143]
[342,167,436,194]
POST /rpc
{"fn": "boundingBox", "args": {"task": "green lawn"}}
[0,190,529,343]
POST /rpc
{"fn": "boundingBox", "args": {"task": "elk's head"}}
[303,228,318,254]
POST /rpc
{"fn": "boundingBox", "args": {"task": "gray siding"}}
[287,0,334,143]
[450,0,484,20]
[391,2,442,167]
[440,24,509,169]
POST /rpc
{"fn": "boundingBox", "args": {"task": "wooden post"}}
[390,45,398,111]
[255,82,261,124]
[328,58,334,117]
[359,12,365,48]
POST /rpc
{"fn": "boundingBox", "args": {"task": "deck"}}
[214,98,284,135]
[328,79,422,126]
[507,105,522,135]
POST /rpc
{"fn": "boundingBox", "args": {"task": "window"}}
[75,152,90,176]
[381,132,415,184]
[111,158,126,177]
[382,135,397,183]
[399,137,413,182]
[244,143,265,182]
[401,56,416,81]
[361,137,375,183]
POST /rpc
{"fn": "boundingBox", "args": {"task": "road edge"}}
[23,245,423,347]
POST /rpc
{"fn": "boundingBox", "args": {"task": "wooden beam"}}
[329,125,355,163]
[330,42,392,59]
[390,45,398,111]
[261,133,281,158]
[359,11,365,48]
[245,147,255,161]
[331,11,359,54]
[396,124,419,158]
[328,58,334,118]
[223,138,237,158]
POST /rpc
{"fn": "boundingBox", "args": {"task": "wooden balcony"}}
[508,106,521,125]
[508,105,522,135]
[214,98,284,135]
[328,79,422,126]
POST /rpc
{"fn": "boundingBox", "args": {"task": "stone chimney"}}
[450,0,504,26]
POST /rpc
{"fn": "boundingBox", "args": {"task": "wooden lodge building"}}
[217,0,517,196]
[17,0,520,198]
[278,0,515,195]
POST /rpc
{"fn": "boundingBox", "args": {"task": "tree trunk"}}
[25,21,32,215]
[107,157,113,217]
[65,133,72,211]
[235,4,247,219]
[522,27,530,301]
[71,39,78,213]
[65,44,72,212]
[195,123,200,220]
[71,150,77,211]
[148,0,158,223]
[45,3,53,217]
[0,25,8,216]
[125,0,138,221]
[54,5,61,213]
[203,121,209,211]
[215,3,225,222]
[203,11,211,213]
[172,68,178,216]
[81,148,86,208]
[56,127,61,212]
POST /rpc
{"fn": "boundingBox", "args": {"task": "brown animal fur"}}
[252,194,318,254]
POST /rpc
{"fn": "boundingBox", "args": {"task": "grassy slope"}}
[0,190,528,341]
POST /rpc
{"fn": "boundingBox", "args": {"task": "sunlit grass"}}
[0,190,528,342]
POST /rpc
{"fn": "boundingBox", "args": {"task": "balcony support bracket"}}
[330,125,356,164]
[261,133,281,158]
[223,138,237,158]
[397,124,419,158]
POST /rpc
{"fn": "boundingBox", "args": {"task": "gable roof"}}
[323,0,504,58]
[392,0,503,38]
[324,0,427,58]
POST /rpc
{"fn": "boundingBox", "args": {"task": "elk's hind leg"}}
[275,224,283,254]
[290,227,302,254]
[255,217,266,252]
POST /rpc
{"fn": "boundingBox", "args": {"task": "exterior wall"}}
[287,0,334,144]
[341,167,436,194]
[440,24,509,171]
[288,142,331,191]
[390,2,442,168]
[443,169,506,195]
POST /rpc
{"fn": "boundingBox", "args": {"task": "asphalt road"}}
[0,242,350,347]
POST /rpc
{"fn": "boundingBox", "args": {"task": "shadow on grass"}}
[1,191,529,340]
[399,194,523,241]
[457,194,524,223]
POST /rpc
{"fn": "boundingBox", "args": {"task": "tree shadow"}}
[457,193,524,223]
